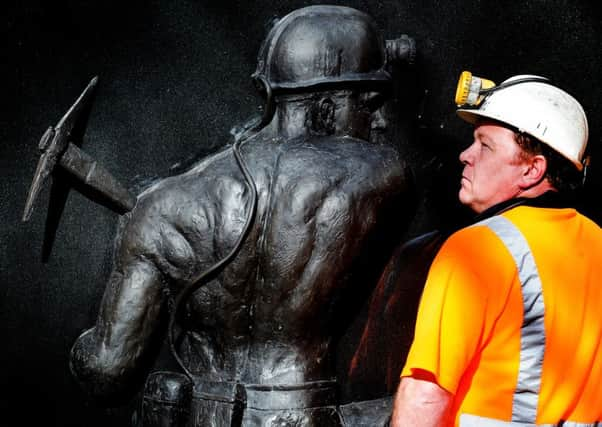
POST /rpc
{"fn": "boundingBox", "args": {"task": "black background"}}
[2,1,601,426]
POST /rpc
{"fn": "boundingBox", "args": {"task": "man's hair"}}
[514,132,583,193]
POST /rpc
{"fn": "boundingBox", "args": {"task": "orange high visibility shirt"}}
[401,206,602,425]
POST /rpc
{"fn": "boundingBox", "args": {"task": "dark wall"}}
[2,1,601,426]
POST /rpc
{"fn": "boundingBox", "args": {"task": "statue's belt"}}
[192,378,338,410]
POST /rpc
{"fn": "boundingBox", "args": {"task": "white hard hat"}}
[456,74,589,171]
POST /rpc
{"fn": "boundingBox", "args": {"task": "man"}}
[391,72,602,426]
[69,6,415,426]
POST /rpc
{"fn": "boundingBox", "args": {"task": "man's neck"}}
[273,94,371,141]
[516,179,556,199]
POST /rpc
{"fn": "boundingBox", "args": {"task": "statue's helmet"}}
[252,5,392,95]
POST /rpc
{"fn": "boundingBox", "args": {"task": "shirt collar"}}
[472,191,576,223]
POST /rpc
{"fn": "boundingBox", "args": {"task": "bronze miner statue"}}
[63,5,415,426]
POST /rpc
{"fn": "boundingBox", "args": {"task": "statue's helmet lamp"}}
[454,71,496,107]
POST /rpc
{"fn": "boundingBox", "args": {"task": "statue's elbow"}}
[69,328,142,406]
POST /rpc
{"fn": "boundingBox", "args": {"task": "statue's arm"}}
[69,253,166,404]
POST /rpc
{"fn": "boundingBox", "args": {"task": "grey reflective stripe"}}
[475,215,546,423]
[460,414,600,427]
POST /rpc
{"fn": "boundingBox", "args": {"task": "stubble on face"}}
[458,122,526,213]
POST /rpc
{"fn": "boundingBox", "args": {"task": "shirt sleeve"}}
[400,226,498,394]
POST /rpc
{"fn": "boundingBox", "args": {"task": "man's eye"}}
[361,94,385,112]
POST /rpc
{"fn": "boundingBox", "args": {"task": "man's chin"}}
[458,189,470,205]
[458,191,479,212]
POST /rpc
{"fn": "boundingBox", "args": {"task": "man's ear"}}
[310,97,336,135]
[521,154,548,188]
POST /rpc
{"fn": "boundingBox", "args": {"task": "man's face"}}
[458,122,528,213]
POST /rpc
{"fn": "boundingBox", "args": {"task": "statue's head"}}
[253,5,390,95]
[250,5,409,140]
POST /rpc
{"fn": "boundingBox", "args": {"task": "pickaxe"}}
[22,76,136,223]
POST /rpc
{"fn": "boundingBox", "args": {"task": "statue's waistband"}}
[192,378,338,410]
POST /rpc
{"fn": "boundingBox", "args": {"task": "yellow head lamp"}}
[455,71,496,107]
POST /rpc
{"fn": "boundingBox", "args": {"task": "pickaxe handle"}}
[59,143,136,214]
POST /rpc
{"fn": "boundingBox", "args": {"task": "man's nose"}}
[371,108,387,131]
[459,143,475,165]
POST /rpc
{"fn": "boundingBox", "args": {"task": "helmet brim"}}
[456,107,584,171]
[456,108,498,126]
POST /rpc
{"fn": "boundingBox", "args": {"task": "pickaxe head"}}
[22,77,98,222]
